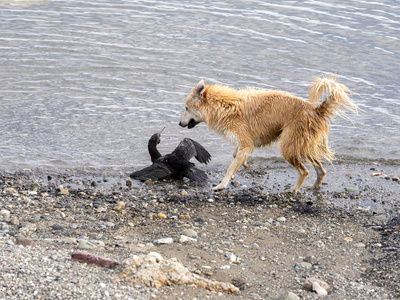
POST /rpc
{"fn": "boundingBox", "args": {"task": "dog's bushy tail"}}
[309,76,358,120]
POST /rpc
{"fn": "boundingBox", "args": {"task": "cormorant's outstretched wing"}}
[129,162,172,181]
[184,167,208,182]
[172,138,211,164]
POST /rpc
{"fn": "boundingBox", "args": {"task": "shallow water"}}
[0,0,399,171]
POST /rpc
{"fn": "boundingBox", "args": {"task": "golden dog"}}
[179,77,357,192]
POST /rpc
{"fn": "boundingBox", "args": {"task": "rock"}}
[312,281,328,296]
[1,210,11,222]
[303,278,330,293]
[181,229,198,238]
[120,252,239,293]
[276,217,286,222]
[357,206,371,212]
[345,187,358,192]
[181,190,189,196]
[344,236,353,242]
[227,252,237,263]
[153,237,173,245]
[145,252,164,263]
[179,235,197,243]
[144,179,153,185]
[157,213,167,219]
[1,209,11,216]
[15,238,35,247]
[391,175,399,181]
[179,214,190,220]
[287,292,300,300]
[113,201,125,211]
[58,188,69,195]
[104,222,115,227]
[295,262,312,269]
[10,217,19,226]
[51,224,64,231]
[355,242,366,248]
[78,239,97,250]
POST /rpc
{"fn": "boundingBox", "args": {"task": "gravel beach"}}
[1,158,399,299]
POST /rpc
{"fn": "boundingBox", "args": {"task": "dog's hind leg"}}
[233,146,249,169]
[287,157,309,193]
[308,160,326,190]
[213,146,253,191]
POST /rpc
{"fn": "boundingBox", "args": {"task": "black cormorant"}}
[130,130,211,182]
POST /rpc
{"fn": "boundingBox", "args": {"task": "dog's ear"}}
[194,80,206,101]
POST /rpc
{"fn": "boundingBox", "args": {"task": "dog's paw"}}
[285,187,299,193]
[213,184,227,191]
[305,185,320,191]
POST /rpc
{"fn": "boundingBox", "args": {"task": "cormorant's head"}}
[149,127,165,145]
[150,133,161,145]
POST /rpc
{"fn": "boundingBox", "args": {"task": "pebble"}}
[226,252,237,262]
[287,292,300,300]
[15,238,35,247]
[179,235,197,243]
[153,238,174,245]
[78,239,97,250]
[58,188,69,195]
[312,281,328,296]
[157,213,167,219]
[276,217,286,222]
[355,242,366,248]
[113,201,126,211]
[51,224,64,231]
[1,210,11,223]
[357,206,371,212]
[179,214,190,220]
[181,229,198,238]
[10,217,19,226]
[295,262,312,269]
[303,278,330,293]
[104,222,115,227]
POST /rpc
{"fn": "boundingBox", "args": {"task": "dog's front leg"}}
[213,146,253,191]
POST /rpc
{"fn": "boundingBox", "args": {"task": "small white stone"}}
[179,235,197,243]
[146,252,164,263]
[312,281,328,296]
[287,292,300,300]
[153,237,173,245]
[227,253,237,262]
[276,217,286,222]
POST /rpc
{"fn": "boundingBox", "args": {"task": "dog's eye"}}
[185,107,188,111]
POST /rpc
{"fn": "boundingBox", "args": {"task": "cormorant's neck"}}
[148,140,162,163]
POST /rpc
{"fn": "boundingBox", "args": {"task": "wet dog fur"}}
[179,77,357,192]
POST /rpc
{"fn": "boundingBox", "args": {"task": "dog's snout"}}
[179,121,186,127]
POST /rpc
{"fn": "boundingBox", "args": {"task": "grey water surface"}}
[0,0,399,172]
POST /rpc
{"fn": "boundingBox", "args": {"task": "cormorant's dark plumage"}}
[130,132,211,183]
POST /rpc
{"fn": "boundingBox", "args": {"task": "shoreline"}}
[1,159,399,299]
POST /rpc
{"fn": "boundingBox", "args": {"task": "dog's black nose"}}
[179,122,185,127]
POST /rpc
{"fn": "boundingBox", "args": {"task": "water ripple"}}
[0,0,399,170]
